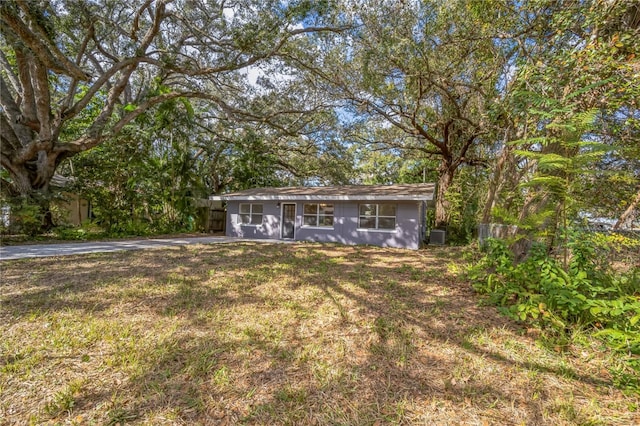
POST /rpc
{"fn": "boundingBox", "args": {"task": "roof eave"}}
[209,194,433,201]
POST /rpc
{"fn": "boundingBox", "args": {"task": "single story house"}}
[209,183,435,250]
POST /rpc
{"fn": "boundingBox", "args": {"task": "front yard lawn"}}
[1,242,637,424]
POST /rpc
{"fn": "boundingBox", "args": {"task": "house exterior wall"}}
[55,193,90,226]
[225,200,425,250]
[225,201,280,240]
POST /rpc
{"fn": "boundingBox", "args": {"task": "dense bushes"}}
[469,231,640,392]
[0,196,43,236]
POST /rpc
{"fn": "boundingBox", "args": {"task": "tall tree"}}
[0,0,340,224]
[488,0,640,242]
[286,0,526,228]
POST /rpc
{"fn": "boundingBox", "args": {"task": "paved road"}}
[0,236,255,260]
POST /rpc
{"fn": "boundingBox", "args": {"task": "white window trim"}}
[238,203,263,226]
[356,227,397,233]
[358,203,397,231]
[302,203,334,228]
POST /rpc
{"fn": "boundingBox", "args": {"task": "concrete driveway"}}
[0,236,255,260]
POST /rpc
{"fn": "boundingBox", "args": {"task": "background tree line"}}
[1,0,638,240]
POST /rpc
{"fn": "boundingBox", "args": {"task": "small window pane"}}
[240,214,250,224]
[359,217,375,228]
[252,204,263,214]
[304,204,318,214]
[378,217,396,229]
[379,204,396,217]
[319,216,334,226]
[303,215,317,226]
[240,204,250,214]
[251,213,263,225]
[319,204,333,215]
[359,204,375,216]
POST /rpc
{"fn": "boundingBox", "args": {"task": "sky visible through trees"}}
[0,0,638,237]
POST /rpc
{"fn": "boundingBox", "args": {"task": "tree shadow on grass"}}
[0,244,269,318]
[0,242,632,425]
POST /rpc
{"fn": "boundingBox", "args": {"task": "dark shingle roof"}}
[209,183,435,201]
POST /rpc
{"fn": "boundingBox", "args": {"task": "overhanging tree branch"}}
[0,3,90,81]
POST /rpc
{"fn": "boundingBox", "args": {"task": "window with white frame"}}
[303,203,334,227]
[358,204,396,230]
[239,203,263,225]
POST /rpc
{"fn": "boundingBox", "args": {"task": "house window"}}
[303,203,334,227]
[239,203,263,225]
[359,204,396,230]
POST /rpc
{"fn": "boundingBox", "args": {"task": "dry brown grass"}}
[1,242,638,425]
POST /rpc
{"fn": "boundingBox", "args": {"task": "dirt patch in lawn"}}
[1,242,637,425]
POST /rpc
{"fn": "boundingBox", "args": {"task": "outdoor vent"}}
[429,229,446,245]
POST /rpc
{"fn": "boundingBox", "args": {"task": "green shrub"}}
[52,223,106,241]
[469,233,640,392]
[3,197,43,236]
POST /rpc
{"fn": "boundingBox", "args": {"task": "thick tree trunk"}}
[613,189,640,230]
[434,161,455,229]
[39,199,55,231]
[3,149,61,231]
[6,152,58,194]
[481,144,511,224]
[481,127,519,224]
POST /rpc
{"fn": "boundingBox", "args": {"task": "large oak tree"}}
[0,0,338,218]
[285,0,528,228]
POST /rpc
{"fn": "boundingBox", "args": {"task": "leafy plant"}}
[44,380,84,417]
[470,235,640,393]
[2,196,43,236]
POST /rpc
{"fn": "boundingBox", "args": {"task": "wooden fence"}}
[477,223,519,245]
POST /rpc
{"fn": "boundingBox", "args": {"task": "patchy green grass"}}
[0,242,638,425]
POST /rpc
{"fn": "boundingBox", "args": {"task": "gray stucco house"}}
[209,183,435,250]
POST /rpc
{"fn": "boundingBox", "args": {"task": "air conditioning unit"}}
[429,229,446,245]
